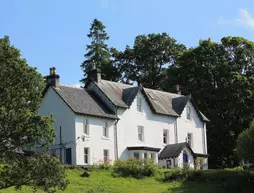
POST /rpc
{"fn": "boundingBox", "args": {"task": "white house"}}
[39,67,209,169]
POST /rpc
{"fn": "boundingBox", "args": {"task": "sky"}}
[1,0,254,86]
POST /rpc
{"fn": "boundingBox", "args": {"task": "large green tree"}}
[118,33,186,88]
[237,120,254,164]
[164,37,254,168]
[80,18,121,83]
[0,36,68,192]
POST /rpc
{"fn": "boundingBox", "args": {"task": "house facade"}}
[39,67,209,169]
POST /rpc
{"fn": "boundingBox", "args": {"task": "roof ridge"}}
[143,87,182,96]
[59,85,84,89]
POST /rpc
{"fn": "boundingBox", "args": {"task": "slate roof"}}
[52,85,117,119]
[96,80,209,121]
[158,142,195,159]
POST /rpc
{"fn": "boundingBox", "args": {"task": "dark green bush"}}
[224,166,244,171]
[113,158,157,178]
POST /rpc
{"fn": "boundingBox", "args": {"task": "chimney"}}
[176,85,181,95]
[45,67,60,87]
[87,67,101,83]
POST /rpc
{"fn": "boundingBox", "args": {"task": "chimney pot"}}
[46,67,60,87]
[176,85,181,95]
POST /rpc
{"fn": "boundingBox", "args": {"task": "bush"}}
[224,166,244,171]
[159,168,192,182]
[113,158,157,179]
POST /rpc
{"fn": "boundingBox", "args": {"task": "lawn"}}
[0,169,253,193]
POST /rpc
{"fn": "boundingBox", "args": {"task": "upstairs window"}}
[138,126,144,141]
[163,129,169,144]
[186,106,191,120]
[137,97,142,112]
[103,122,109,138]
[83,119,89,135]
[187,133,193,148]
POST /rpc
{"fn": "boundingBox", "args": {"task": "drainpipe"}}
[114,119,119,160]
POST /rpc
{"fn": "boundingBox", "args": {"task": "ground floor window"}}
[84,147,89,164]
[144,152,148,159]
[103,149,109,162]
[133,152,140,159]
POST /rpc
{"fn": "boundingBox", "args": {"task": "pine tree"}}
[80,19,120,83]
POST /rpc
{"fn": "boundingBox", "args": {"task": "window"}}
[144,152,148,159]
[186,106,191,120]
[84,148,89,164]
[150,153,154,160]
[163,129,169,144]
[103,122,109,138]
[103,149,109,162]
[174,122,178,143]
[137,97,142,112]
[187,133,193,147]
[138,126,144,141]
[134,152,140,159]
[83,119,89,135]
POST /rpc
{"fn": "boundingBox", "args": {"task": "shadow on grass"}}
[161,170,254,193]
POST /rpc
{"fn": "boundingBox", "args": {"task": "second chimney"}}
[45,67,60,87]
[176,85,181,95]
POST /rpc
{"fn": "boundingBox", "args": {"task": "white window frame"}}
[163,129,169,144]
[84,147,89,164]
[138,126,144,142]
[186,106,191,120]
[83,119,89,135]
[103,149,109,162]
[133,152,140,159]
[137,96,142,112]
[103,121,109,138]
[187,133,193,148]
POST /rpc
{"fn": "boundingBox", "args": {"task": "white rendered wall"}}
[177,101,206,154]
[75,115,116,165]
[116,91,176,161]
[39,87,76,164]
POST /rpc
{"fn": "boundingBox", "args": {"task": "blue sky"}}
[1,0,254,86]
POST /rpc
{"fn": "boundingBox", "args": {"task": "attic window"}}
[186,106,191,120]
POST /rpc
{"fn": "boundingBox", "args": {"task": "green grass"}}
[0,169,253,193]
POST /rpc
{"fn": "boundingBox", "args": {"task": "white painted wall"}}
[116,91,176,161]
[75,115,116,165]
[39,87,76,164]
[177,101,206,154]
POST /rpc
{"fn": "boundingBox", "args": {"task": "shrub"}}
[113,158,157,178]
[224,166,244,171]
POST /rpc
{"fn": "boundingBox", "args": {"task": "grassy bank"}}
[0,169,253,193]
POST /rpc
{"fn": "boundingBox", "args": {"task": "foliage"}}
[0,36,68,192]
[80,18,121,83]
[237,120,254,164]
[117,33,186,88]
[224,166,244,171]
[164,37,254,168]
[113,158,157,178]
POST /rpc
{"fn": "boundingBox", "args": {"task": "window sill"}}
[136,111,145,115]
[83,134,90,138]
[101,136,110,140]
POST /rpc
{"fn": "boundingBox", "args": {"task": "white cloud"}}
[219,8,254,30]
[68,83,83,88]
[235,8,254,30]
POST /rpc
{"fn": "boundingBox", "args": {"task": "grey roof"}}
[143,88,179,117]
[159,142,195,159]
[96,80,209,121]
[52,86,117,119]
[96,80,132,108]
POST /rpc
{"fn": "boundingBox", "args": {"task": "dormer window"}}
[137,97,142,112]
[186,106,191,120]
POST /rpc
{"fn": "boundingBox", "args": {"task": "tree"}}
[237,120,254,164]
[118,33,186,89]
[80,18,121,83]
[163,37,254,168]
[0,36,68,192]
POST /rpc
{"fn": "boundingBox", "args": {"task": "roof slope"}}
[159,142,195,159]
[52,86,117,119]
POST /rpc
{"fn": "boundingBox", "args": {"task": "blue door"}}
[65,148,72,164]
[183,150,188,163]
